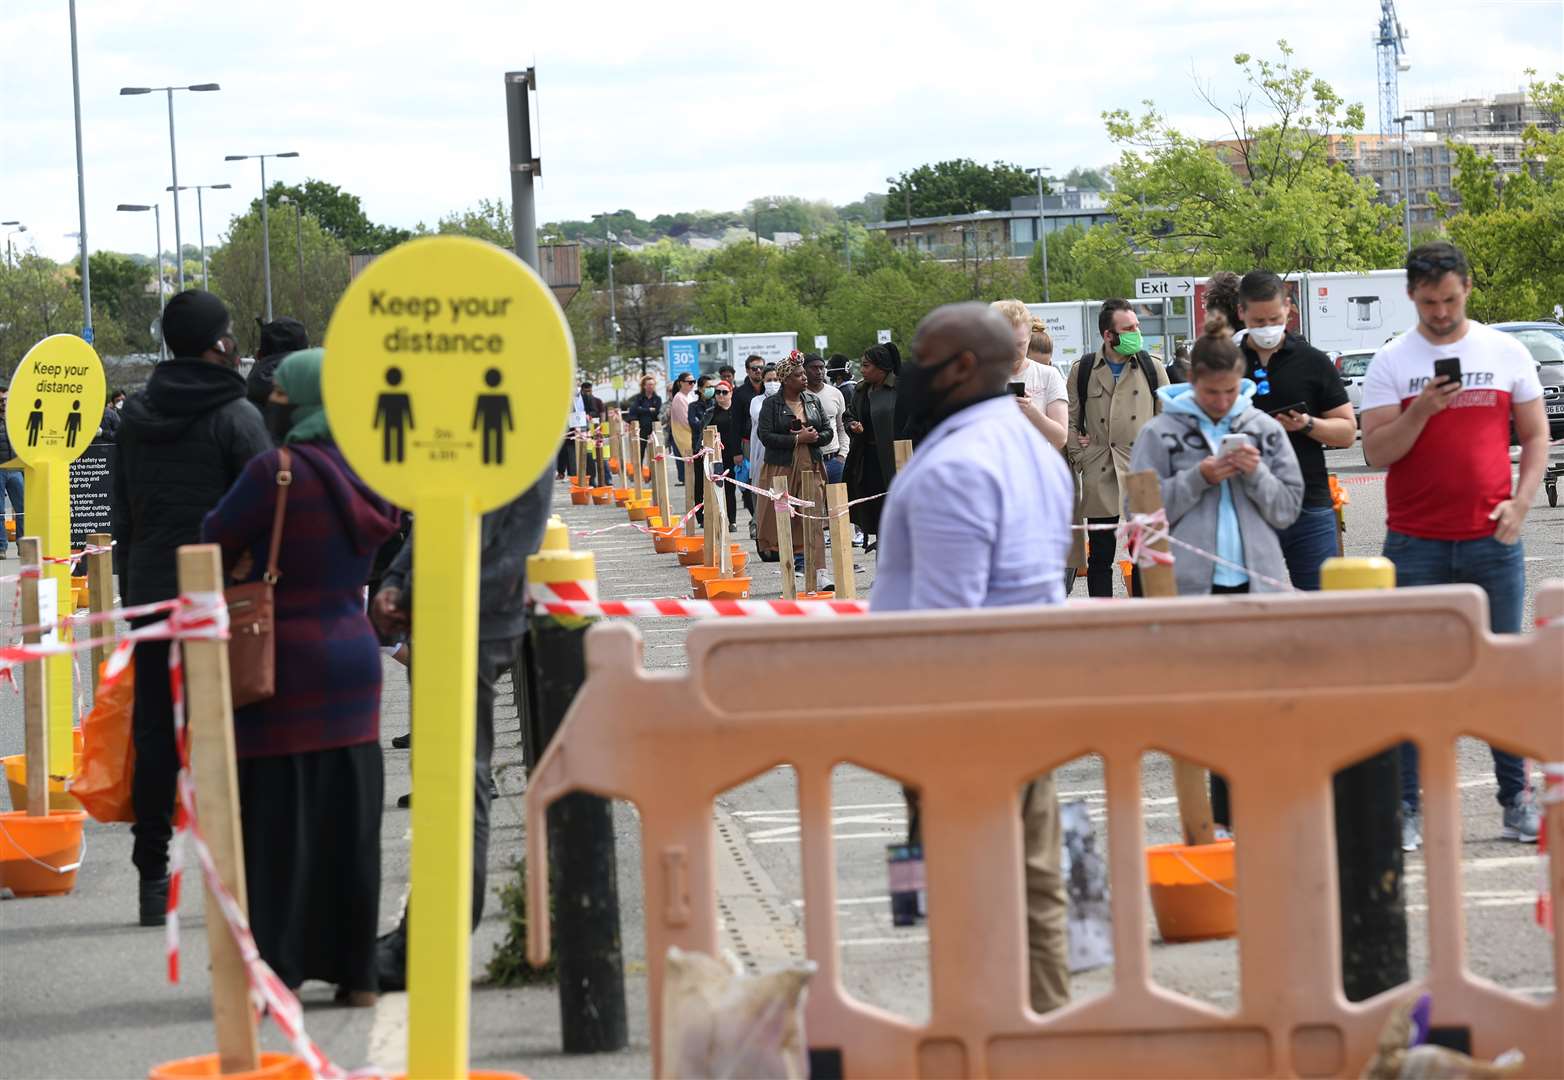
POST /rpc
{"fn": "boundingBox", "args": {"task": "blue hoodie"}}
[1157,379,1258,587]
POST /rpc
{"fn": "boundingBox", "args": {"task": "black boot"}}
[375,927,408,992]
[139,876,170,927]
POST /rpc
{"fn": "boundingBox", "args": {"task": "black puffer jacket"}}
[112,358,271,604]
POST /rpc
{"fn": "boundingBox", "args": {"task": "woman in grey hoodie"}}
[1128,312,1304,597]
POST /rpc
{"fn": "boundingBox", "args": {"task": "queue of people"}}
[106,238,1541,1013]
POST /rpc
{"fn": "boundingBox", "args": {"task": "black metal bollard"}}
[527,536,628,1054]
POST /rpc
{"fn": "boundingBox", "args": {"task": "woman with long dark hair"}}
[844,342,910,552]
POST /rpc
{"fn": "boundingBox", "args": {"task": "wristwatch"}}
[1303,416,1315,435]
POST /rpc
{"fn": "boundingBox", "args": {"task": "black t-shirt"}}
[1241,332,1350,508]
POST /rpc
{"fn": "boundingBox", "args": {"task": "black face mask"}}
[265,401,295,444]
[898,351,964,437]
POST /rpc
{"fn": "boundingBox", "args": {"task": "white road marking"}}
[841,935,929,947]
[366,991,408,1075]
[753,830,906,846]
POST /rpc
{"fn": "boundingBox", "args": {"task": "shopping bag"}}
[69,661,136,823]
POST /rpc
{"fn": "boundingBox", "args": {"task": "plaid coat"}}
[202,442,400,759]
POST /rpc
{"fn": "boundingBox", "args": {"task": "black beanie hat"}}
[161,290,232,358]
[257,316,309,360]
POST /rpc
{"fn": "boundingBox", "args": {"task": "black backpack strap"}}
[1136,352,1163,415]
[1075,355,1094,433]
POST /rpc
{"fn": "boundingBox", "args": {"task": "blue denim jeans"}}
[0,469,22,553]
[1385,529,1527,810]
[1278,504,1339,591]
[824,454,845,486]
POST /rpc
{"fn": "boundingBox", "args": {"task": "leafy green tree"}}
[262,180,410,254]
[0,255,83,378]
[836,193,887,224]
[208,207,351,354]
[415,199,514,246]
[1062,166,1113,191]
[72,252,159,353]
[1027,224,1141,301]
[1103,41,1403,275]
[886,159,1040,219]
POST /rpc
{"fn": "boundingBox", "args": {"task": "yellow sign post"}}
[322,236,572,1078]
[6,334,106,768]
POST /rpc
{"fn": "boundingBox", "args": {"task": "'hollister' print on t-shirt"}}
[1359,321,1542,541]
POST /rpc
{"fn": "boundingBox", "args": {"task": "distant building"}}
[1207,90,1560,226]
[869,189,1113,262]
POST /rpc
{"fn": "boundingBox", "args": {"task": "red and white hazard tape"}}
[0,597,178,644]
[1540,762,1563,935]
[708,471,815,509]
[655,446,718,465]
[573,503,703,538]
[533,594,869,619]
[159,594,358,1078]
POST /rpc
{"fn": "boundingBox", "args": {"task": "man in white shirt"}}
[805,352,850,485]
[1360,241,1548,850]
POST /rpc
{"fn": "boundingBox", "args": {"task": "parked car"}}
[1493,322,1564,438]
[1335,349,1377,425]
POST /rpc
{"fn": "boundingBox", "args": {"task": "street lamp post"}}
[68,0,91,341]
[225,152,300,321]
[2,222,25,268]
[1032,166,1052,303]
[277,194,306,310]
[117,203,165,360]
[1393,114,1415,254]
[167,183,231,290]
[119,82,220,292]
[593,213,619,354]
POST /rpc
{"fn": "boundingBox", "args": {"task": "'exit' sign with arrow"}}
[1134,276,1194,299]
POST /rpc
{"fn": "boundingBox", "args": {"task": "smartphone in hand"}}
[1219,433,1252,457]
[1433,357,1462,386]
[1008,381,1027,397]
[1266,400,1309,417]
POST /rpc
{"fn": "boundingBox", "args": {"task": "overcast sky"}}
[3,0,1561,263]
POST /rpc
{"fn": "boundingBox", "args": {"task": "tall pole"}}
[1396,117,1413,254]
[905,187,913,251]
[504,69,539,271]
[166,89,184,291]
[1034,167,1052,303]
[606,224,617,352]
[293,202,305,310]
[154,206,167,361]
[259,157,273,321]
[68,0,91,340]
[196,187,209,290]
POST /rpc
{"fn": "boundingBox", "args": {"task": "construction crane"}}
[1375,0,1411,136]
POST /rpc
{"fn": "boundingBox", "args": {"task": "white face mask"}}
[1245,324,1286,350]
[763,381,781,397]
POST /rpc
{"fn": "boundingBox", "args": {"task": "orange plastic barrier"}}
[526,582,1564,1078]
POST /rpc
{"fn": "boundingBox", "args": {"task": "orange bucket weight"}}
[1145,839,1237,943]
[148,1052,311,1080]
[0,809,87,897]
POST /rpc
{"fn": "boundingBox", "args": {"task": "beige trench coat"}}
[1066,345,1170,521]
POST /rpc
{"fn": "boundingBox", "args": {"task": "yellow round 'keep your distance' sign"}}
[6,334,107,466]
[321,236,574,511]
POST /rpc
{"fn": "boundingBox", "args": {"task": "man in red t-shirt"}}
[1361,241,1549,851]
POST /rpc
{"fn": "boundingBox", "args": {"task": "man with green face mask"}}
[1066,298,1169,597]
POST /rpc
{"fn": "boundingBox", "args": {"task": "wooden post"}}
[87,532,115,690]
[607,411,622,479]
[716,452,733,577]
[652,431,676,524]
[1125,469,1215,846]
[700,429,720,561]
[19,538,49,817]
[800,469,823,588]
[633,431,646,500]
[693,428,718,540]
[771,477,796,600]
[575,429,588,484]
[826,483,856,599]
[177,544,262,1074]
[893,438,914,474]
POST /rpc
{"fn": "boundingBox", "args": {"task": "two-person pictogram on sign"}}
[372,364,514,466]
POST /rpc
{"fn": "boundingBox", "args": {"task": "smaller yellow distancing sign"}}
[322,235,574,512]
[6,335,106,465]
[6,334,107,769]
